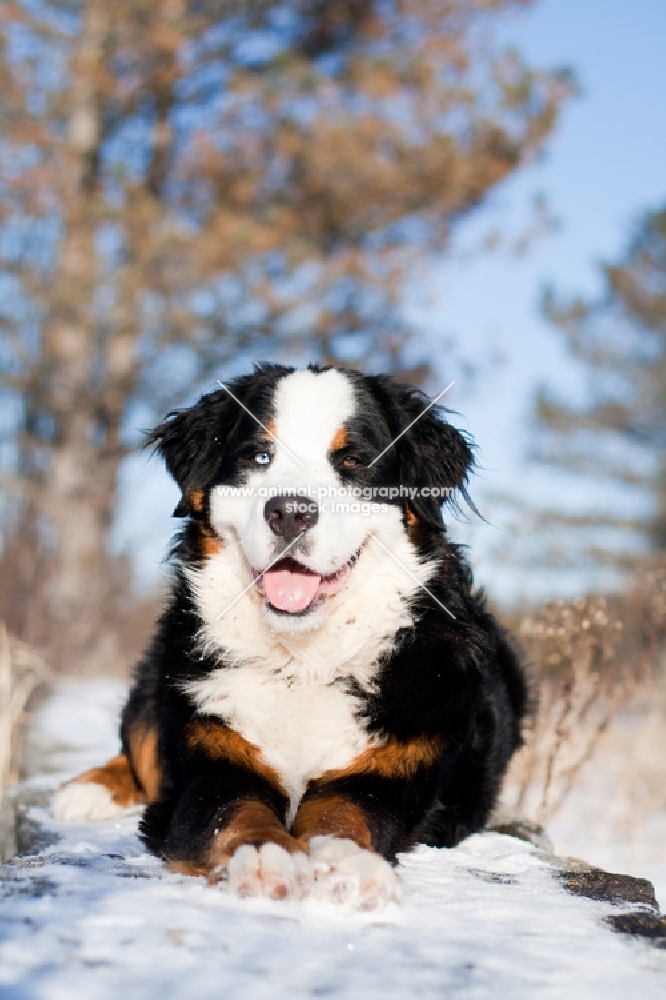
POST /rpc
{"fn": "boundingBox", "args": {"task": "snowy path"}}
[1,680,665,1000]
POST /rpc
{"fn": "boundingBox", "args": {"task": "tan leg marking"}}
[292,796,373,851]
[293,736,444,851]
[69,753,144,808]
[167,801,304,878]
[179,721,298,876]
[127,723,162,803]
[210,801,304,869]
[60,720,163,808]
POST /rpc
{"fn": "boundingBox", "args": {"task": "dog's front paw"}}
[223,843,312,901]
[308,836,401,910]
[52,781,126,822]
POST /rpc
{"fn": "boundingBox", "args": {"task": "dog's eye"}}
[341,455,361,469]
[254,451,272,466]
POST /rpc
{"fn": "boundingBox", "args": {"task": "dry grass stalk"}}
[0,621,52,808]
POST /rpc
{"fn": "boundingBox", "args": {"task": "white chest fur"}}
[183,511,437,822]
[185,667,372,824]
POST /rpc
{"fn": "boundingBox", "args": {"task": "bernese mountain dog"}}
[53,364,527,908]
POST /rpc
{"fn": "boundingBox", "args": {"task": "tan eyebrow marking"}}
[330,427,348,451]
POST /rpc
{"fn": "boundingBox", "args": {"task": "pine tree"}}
[535,205,666,567]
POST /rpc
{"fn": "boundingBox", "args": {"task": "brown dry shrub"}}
[504,562,666,825]
[0,622,52,807]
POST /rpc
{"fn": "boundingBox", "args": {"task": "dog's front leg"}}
[160,777,310,900]
[152,717,310,899]
[292,787,404,908]
[291,731,446,907]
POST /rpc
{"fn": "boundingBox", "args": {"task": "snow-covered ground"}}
[1,679,665,1000]
[504,701,666,912]
[548,718,666,914]
[549,786,666,916]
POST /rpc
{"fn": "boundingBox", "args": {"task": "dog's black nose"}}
[264,496,319,541]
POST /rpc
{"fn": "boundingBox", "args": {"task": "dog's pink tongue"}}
[263,566,321,612]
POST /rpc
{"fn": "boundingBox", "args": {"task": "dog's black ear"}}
[148,364,294,517]
[146,390,241,517]
[368,376,474,528]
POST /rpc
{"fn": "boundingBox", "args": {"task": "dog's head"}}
[149,364,473,634]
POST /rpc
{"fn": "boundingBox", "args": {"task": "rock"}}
[558,868,659,912]
[606,912,666,946]
[487,812,554,853]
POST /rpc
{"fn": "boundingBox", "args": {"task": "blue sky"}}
[114,0,666,603]
[420,0,666,601]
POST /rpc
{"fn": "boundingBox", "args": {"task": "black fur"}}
[124,364,527,867]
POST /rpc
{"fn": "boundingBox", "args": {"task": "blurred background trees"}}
[0,0,571,671]
[0,0,665,890]
[535,204,666,569]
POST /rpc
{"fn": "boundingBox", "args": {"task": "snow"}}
[518,707,666,913]
[1,680,665,1000]
[549,789,666,916]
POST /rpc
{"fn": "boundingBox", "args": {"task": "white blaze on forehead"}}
[273,369,354,465]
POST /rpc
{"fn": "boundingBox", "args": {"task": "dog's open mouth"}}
[253,552,360,615]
